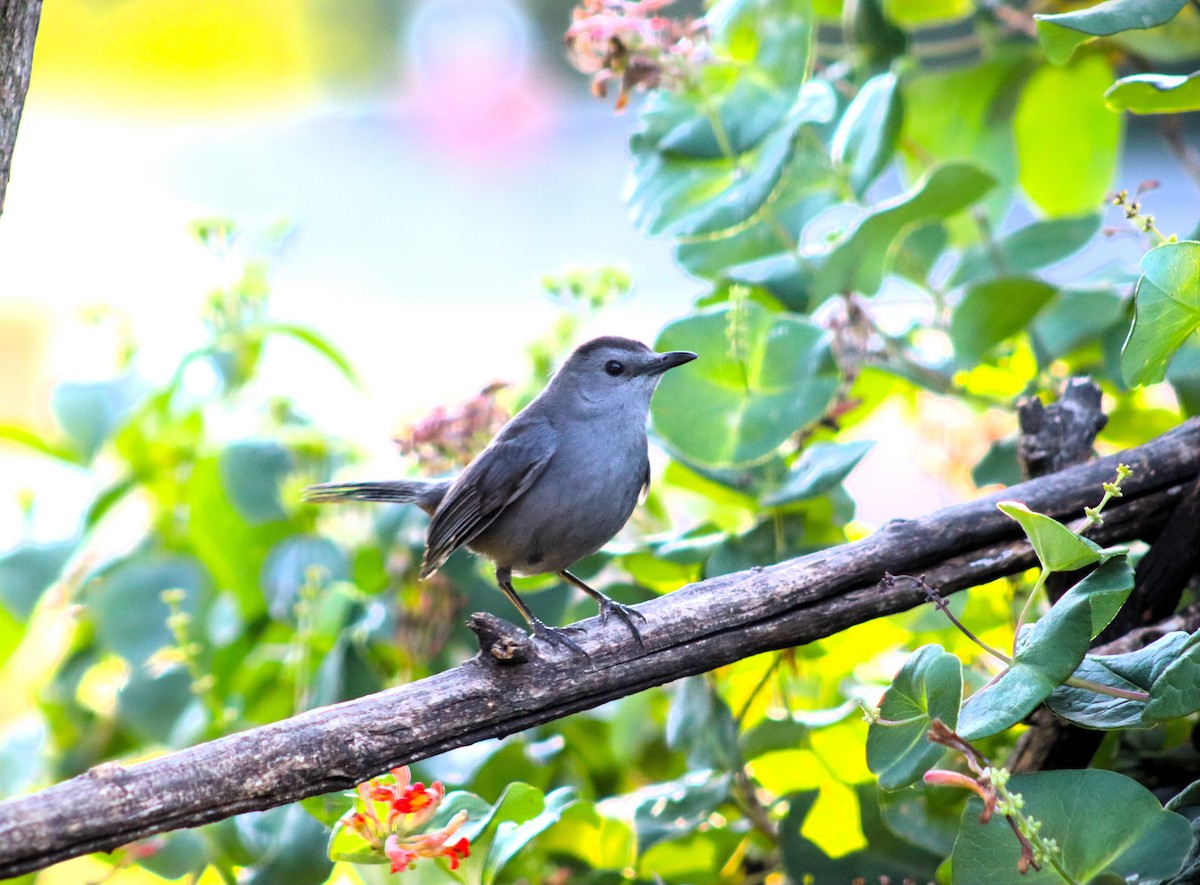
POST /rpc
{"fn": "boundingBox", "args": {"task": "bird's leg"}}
[559,570,645,646]
[495,568,587,656]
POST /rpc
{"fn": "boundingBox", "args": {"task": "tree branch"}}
[0,418,1197,879]
[0,0,41,218]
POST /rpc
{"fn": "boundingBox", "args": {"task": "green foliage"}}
[1035,0,1189,64]
[1106,70,1200,113]
[866,645,961,790]
[1123,241,1200,385]
[6,0,1200,883]
[953,770,1192,884]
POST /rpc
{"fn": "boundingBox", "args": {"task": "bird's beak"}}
[641,349,698,376]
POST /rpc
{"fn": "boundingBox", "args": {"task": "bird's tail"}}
[304,479,449,514]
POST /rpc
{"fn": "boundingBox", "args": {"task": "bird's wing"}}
[420,418,559,577]
[638,456,650,503]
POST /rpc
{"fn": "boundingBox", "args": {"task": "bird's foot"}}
[529,618,589,656]
[595,598,646,647]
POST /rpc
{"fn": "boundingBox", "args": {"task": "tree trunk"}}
[0,0,42,218]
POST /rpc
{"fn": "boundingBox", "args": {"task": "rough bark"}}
[0,0,41,217]
[0,418,1197,879]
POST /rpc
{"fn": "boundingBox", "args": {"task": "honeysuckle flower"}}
[565,0,709,111]
[336,766,471,877]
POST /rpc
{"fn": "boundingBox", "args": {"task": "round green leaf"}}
[1121,240,1200,386]
[952,770,1192,884]
[50,375,142,463]
[0,541,74,621]
[1014,55,1122,216]
[260,535,347,621]
[866,644,963,791]
[221,439,293,525]
[89,553,210,664]
[652,303,839,467]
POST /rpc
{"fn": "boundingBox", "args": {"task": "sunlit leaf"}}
[1014,55,1121,216]
[652,302,839,467]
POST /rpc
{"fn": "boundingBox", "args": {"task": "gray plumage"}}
[306,336,697,650]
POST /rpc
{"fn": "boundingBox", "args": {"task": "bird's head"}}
[548,336,697,415]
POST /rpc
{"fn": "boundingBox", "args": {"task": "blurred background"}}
[0,0,716,550]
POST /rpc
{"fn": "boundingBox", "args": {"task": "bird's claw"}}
[597,598,646,647]
[530,619,589,657]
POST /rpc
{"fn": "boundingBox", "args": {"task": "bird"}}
[305,336,697,651]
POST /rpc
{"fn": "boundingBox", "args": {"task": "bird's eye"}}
[605,360,624,376]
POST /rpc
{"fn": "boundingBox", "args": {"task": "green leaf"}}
[950,278,1058,366]
[949,215,1102,288]
[0,541,74,620]
[893,223,948,285]
[997,500,1111,572]
[707,0,815,88]
[50,375,142,463]
[533,802,636,871]
[483,787,578,883]
[238,805,334,885]
[958,558,1133,740]
[762,440,873,506]
[866,645,963,790]
[1032,282,1128,363]
[1106,70,1200,113]
[667,676,740,770]
[972,437,1020,488]
[832,72,903,198]
[260,323,361,387]
[652,302,839,467]
[261,535,348,621]
[781,786,943,884]
[1145,633,1200,720]
[117,669,197,745]
[0,423,84,465]
[1036,0,1188,64]
[952,770,1191,884]
[89,552,211,664]
[221,440,293,525]
[629,83,835,239]
[1014,55,1122,216]
[1046,631,1189,728]
[1122,241,1200,386]
[1069,556,1136,637]
[629,771,732,851]
[740,702,857,759]
[136,831,208,881]
[812,162,996,300]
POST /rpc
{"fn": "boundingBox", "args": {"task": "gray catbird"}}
[305,336,697,650]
